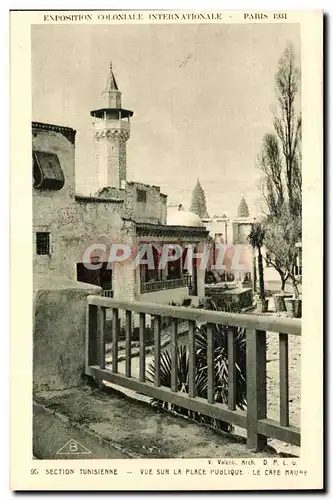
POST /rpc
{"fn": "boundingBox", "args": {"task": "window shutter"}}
[33,151,65,190]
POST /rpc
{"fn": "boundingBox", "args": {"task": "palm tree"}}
[248,222,266,301]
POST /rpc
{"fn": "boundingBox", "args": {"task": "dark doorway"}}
[76,262,112,290]
[167,258,181,280]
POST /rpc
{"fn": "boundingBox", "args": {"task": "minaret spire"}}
[103,61,119,102]
[190,179,210,219]
[237,196,250,218]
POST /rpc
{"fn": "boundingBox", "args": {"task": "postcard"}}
[10,9,323,491]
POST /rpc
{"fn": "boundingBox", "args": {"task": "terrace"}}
[33,275,301,459]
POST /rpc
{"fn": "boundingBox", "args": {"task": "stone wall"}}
[139,287,190,306]
[232,221,253,245]
[90,181,168,227]
[205,285,253,310]
[159,194,168,225]
[202,218,228,244]
[32,124,186,308]
[113,219,137,303]
[33,274,101,391]
[33,126,124,282]
[123,181,167,224]
[119,135,127,184]
[32,126,167,304]
[94,130,129,190]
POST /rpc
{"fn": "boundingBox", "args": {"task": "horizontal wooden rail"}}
[257,418,300,447]
[85,297,301,452]
[87,296,302,335]
[86,366,247,429]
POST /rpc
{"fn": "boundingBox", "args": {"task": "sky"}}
[31,23,300,218]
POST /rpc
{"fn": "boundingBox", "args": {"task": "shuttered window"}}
[33,151,65,190]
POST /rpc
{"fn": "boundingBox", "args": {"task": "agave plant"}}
[147,345,208,415]
[146,300,247,432]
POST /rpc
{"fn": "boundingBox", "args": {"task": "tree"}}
[247,223,265,301]
[264,207,302,298]
[264,227,290,292]
[274,45,301,216]
[258,44,302,292]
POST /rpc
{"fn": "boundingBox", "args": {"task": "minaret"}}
[237,196,250,218]
[190,178,210,219]
[91,62,133,190]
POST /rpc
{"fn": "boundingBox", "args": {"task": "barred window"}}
[36,232,50,255]
[137,189,147,203]
[33,151,65,190]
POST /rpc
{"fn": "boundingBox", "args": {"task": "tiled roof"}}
[136,221,209,238]
[75,195,123,204]
[32,121,76,145]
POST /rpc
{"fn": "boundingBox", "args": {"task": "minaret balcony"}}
[93,118,130,133]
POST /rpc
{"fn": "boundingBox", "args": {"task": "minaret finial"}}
[103,61,119,94]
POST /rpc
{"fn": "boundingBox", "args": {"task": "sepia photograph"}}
[10,10,323,491]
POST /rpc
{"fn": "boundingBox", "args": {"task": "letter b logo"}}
[70,441,78,452]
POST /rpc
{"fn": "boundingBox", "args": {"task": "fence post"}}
[86,304,99,370]
[246,329,267,450]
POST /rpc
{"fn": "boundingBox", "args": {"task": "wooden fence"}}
[85,296,301,451]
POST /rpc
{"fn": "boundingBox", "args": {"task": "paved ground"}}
[34,385,283,459]
[264,281,302,296]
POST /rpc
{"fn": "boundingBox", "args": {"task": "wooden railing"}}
[85,296,301,451]
[140,277,188,294]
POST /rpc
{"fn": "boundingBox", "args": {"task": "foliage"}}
[146,300,247,433]
[273,45,302,216]
[257,44,302,294]
[247,222,265,250]
[205,271,216,284]
[264,206,302,297]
